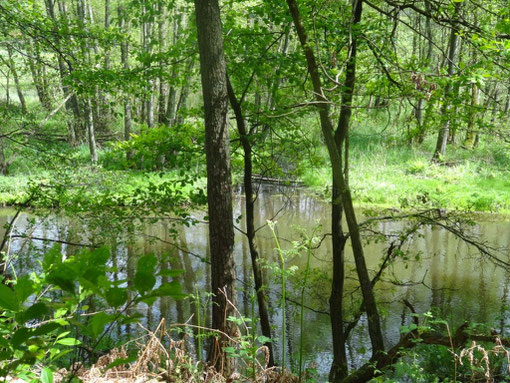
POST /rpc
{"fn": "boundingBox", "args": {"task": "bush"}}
[0,246,184,380]
[102,123,205,171]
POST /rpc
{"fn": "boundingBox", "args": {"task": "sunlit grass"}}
[301,120,510,213]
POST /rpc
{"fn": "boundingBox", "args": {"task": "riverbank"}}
[3,130,510,214]
[0,168,207,212]
[300,133,510,214]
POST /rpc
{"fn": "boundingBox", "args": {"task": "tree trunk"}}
[432,3,461,161]
[166,10,184,125]
[104,0,111,69]
[285,1,385,379]
[119,5,133,160]
[329,178,348,382]
[86,98,98,164]
[6,46,27,114]
[463,83,479,149]
[194,0,236,374]
[175,59,194,126]
[46,0,80,144]
[26,39,52,110]
[267,30,290,111]
[141,2,155,128]
[226,76,275,367]
[415,0,434,144]
[157,0,168,124]
[4,68,10,104]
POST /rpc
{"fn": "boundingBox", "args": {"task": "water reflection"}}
[3,187,510,378]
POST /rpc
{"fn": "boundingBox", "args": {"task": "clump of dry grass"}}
[454,337,510,383]
[52,318,296,383]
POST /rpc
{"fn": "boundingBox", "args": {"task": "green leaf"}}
[0,350,12,361]
[46,265,76,294]
[0,336,9,348]
[91,247,110,266]
[41,368,53,383]
[149,281,184,298]
[14,275,34,303]
[49,349,73,362]
[32,323,60,337]
[134,271,156,293]
[56,338,82,346]
[105,287,127,308]
[43,245,62,271]
[137,254,157,273]
[0,284,19,312]
[16,302,49,324]
[158,269,184,277]
[89,312,111,338]
[257,335,272,344]
[11,328,30,349]
[106,355,138,370]
[81,267,103,286]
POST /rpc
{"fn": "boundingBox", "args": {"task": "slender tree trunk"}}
[226,76,275,367]
[104,0,111,69]
[119,5,133,160]
[166,71,178,125]
[77,0,98,164]
[86,98,98,164]
[26,39,52,110]
[60,0,83,141]
[100,0,112,128]
[285,3,385,380]
[329,178,348,382]
[194,0,236,374]
[46,0,80,144]
[175,59,194,126]
[166,11,183,125]
[463,83,479,149]
[432,3,461,161]
[4,68,10,104]
[331,2,372,380]
[267,29,290,111]
[157,0,168,124]
[5,46,27,114]
[141,2,155,128]
[503,85,510,115]
[415,0,434,144]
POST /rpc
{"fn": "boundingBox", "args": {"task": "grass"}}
[300,118,510,214]
[2,130,509,214]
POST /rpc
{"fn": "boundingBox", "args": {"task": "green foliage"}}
[406,159,430,175]
[103,123,205,172]
[224,315,273,368]
[0,246,183,380]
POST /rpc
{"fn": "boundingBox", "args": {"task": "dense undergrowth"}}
[3,110,510,215]
[299,117,510,214]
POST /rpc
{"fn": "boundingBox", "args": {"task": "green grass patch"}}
[300,125,510,213]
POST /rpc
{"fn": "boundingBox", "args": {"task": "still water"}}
[4,187,510,378]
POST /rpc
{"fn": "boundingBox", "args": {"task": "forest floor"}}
[2,125,510,214]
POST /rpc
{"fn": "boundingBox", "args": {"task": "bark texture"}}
[194,0,236,374]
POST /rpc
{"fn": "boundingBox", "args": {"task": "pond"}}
[3,187,510,379]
